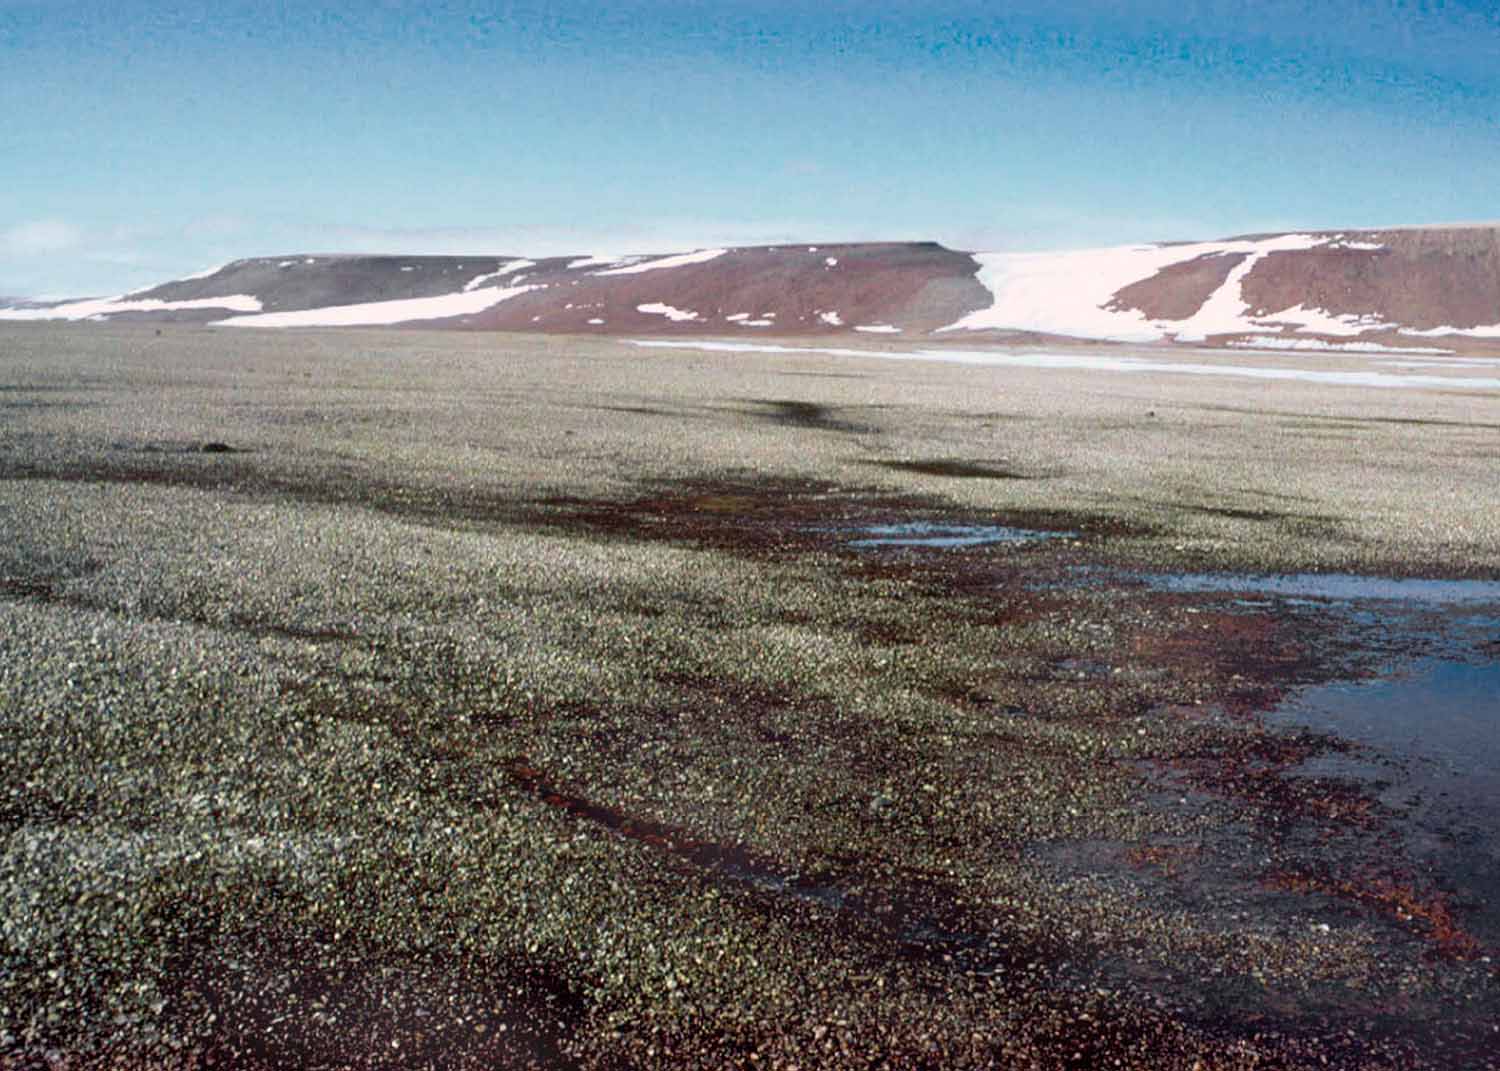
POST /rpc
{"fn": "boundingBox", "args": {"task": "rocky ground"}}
[1,323,1497,1069]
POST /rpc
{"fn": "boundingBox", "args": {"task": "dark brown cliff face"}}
[1107,251,1249,321]
[1240,228,1500,330]
[105,244,991,336]
[462,243,991,335]
[135,255,539,312]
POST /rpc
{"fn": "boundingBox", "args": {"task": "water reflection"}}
[847,522,1071,548]
[1138,572,1500,605]
[1273,607,1500,944]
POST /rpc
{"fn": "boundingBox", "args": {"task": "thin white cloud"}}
[3,219,83,255]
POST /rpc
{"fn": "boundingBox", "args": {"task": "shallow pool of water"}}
[845,522,1071,549]
[1139,572,1500,605]
[1272,611,1500,942]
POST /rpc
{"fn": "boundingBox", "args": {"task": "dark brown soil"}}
[1241,227,1500,330]
[463,242,989,336]
[1107,251,1249,321]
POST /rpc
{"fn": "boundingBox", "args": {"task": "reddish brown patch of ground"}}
[1265,870,1486,960]
[1129,605,1314,705]
[1106,251,1249,321]
[1242,227,1500,330]
[456,243,990,336]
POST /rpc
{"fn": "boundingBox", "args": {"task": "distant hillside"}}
[6,228,1500,352]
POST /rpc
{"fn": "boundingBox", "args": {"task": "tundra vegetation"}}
[1,324,1497,1069]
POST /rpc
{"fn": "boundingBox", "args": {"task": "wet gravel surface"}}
[1,324,1497,1069]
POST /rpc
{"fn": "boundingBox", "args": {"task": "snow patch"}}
[463,259,535,292]
[0,294,264,322]
[213,285,537,327]
[818,311,843,326]
[636,302,700,322]
[588,318,605,325]
[1402,323,1500,339]
[725,313,751,322]
[825,257,838,268]
[1321,234,1387,250]
[854,324,900,334]
[625,341,1500,391]
[568,254,642,270]
[944,234,1332,342]
[1250,304,1396,337]
[171,262,229,283]
[594,249,727,276]
[1228,337,1453,355]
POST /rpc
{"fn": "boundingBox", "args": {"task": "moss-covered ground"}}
[1,325,1497,1069]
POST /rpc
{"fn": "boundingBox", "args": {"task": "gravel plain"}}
[1,323,1497,1069]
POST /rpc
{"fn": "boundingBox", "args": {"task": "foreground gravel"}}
[1,324,1497,1069]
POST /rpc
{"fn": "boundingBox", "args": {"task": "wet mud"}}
[523,478,1500,1066]
[842,521,1072,548]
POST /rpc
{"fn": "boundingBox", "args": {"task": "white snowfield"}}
[1229,337,1453,355]
[1403,322,1500,339]
[1250,304,1400,337]
[936,234,1500,344]
[636,302,700,322]
[212,285,538,327]
[0,294,263,321]
[854,324,901,334]
[592,248,727,276]
[946,234,1330,342]
[463,260,535,292]
[627,340,1500,391]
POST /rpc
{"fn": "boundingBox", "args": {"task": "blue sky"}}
[3,0,1499,297]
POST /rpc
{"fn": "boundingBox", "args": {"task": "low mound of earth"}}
[0,244,988,339]
[5,225,1500,352]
